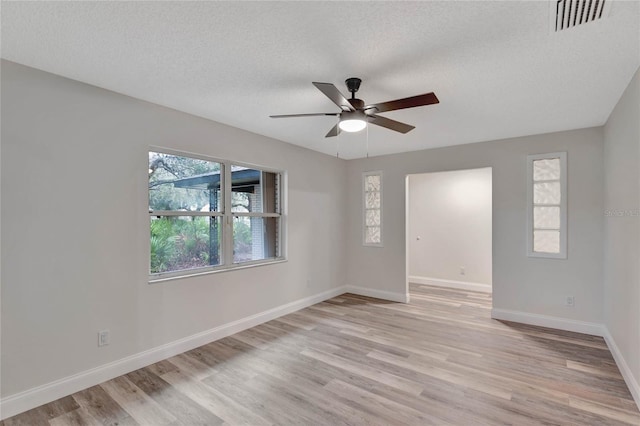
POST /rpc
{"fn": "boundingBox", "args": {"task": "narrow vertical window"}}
[527,152,567,258]
[363,171,383,247]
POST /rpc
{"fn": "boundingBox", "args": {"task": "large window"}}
[149,149,284,280]
[527,152,567,259]
[363,171,383,247]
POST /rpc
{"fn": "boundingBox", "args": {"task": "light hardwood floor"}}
[3,284,639,425]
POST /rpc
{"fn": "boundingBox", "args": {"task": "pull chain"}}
[336,116,340,158]
[366,120,369,158]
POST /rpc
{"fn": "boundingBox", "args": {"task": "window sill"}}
[148,258,287,284]
[526,252,567,259]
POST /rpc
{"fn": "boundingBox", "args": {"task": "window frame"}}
[526,152,567,259]
[362,170,383,248]
[148,147,287,282]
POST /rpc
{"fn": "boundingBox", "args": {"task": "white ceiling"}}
[2,1,639,159]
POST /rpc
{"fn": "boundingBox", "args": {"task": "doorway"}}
[405,167,493,299]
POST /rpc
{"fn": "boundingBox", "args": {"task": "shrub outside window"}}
[149,149,285,280]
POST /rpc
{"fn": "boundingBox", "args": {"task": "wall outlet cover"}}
[98,330,110,347]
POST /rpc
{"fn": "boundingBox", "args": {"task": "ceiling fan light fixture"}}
[339,118,367,132]
[339,110,367,132]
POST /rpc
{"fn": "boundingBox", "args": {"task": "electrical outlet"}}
[565,296,575,307]
[460,266,465,275]
[98,330,110,347]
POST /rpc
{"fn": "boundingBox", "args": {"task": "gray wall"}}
[347,128,604,322]
[0,60,348,397]
[603,67,640,392]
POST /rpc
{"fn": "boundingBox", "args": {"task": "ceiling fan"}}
[270,78,439,138]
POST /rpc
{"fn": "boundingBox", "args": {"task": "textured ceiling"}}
[2,1,639,159]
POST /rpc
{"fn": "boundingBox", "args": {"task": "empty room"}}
[1,1,639,425]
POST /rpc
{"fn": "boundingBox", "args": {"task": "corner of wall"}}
[602,327,640,409]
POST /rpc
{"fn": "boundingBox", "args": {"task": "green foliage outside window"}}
[150,216,214,273]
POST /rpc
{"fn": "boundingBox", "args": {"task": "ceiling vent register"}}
[551,0,612,32]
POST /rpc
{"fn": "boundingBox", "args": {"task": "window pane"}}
[366,175,380,192]
[533,158,561,181]
[366,192,380,209]
[231,166,279,213]
[233,216,279,263]
[533,230,560,253]
[533,182,561,205]
[150,216,221,273]
[366,209,380,226]
[365,226,381,244]
[534,206,560,229]
[149,152,221,212]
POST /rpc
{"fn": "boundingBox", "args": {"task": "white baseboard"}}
[0,286,347,420]
[345,285,409,303]
[491,308,605,336]
[409,276,492,293]
[602,327,640,410]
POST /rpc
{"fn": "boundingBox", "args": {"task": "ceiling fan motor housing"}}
[345,78,364,110]
[349,98,365,110]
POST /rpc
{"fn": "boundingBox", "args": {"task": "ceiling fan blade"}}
[270,113,339,118]
[366,92,439,114]
[312,82,355,112]
[325,124,341,138]
[367,115,415,134]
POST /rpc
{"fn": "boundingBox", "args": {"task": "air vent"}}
[551,0,612,32]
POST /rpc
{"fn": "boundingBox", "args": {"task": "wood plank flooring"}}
[3,284,639,425]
